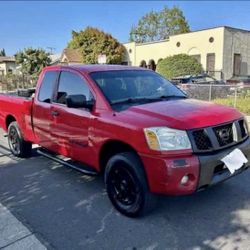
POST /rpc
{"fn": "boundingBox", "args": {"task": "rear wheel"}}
[8,121,32,158]
[105,152,156,217]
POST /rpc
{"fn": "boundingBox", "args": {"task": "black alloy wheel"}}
[105,152,156,217]
[8,121,32,158]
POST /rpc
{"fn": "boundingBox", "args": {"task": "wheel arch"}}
[5,115,17,130]
[99,140,143,173]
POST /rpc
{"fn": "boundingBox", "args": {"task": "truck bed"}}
[0,92,35,142]
[0,88,35,98]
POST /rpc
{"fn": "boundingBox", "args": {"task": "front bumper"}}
[140,137,250,195]
[197,137,250,190]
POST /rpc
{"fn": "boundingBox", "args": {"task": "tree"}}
[129,6,190,43]
[68,27,126,64]
[0,49,6,56]
[156,54,203,79]
[15,48,51,77]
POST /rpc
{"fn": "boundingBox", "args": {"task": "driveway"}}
[0,130,250,250]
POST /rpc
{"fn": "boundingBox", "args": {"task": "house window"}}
[209,37,214,43]
[206,53,216,76]
[139,60,147,68]
[148,59,156,71]
[233,53,241,76]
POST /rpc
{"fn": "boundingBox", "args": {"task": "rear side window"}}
[56,71,92,105]
[38,71,58,103]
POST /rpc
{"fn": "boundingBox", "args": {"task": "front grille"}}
[190,119,249,153]
[213,123,234,146]
[192,130,212,150]
[239,120,247,138]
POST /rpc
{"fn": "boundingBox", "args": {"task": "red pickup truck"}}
[0,65,249,217]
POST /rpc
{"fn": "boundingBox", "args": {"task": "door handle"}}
[51,111,60,117]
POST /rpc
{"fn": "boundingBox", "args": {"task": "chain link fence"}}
[177,83,250,115]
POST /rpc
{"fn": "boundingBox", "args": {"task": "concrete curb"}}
[0,203,47,250]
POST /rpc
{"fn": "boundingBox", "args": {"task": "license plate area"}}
[221,148,248,174]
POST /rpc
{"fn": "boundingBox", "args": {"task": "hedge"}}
[157,54,203,79]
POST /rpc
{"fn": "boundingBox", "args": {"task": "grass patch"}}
[213,97,250,115]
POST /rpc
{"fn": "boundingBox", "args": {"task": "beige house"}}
[0,56,16,76]
[60,48,82,65]
[123,26,250,80]
[49,48,83,65]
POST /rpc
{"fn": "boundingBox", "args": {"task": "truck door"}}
[50,70,95,164]
[32,70,59,150]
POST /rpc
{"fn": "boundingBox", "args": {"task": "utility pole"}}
[47,47,56,55]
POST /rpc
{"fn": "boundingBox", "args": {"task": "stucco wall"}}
[124,27,226,79]
[223,28,250,80]
[123,42,136,65]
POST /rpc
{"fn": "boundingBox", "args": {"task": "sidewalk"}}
[0,203,46,250]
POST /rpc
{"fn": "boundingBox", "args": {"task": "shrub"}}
[156,54,203,79]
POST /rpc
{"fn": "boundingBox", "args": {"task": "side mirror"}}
[66,94,95,110]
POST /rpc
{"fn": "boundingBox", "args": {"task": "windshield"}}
[90,70,186,110]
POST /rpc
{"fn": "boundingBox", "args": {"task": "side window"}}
[56,71,92,105]
[38,71,58,103]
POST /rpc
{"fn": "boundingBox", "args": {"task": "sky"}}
[1,1,250,55]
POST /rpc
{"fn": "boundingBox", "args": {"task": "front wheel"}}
[105,152,156,217]
[8,121,32,158]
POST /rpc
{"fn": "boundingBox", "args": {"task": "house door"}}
[233,54,241,76]
[206,53,215,76]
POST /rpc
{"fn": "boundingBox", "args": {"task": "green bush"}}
[156,54,203,79]
[213,97,250,115]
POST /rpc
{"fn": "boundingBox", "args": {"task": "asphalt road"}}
[1,130,250,250]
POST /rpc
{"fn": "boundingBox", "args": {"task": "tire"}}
[105,152,156,217]
[7,121,32,158]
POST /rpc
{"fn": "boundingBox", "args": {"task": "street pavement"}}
[0,203,46,250]
[1,129,250,250]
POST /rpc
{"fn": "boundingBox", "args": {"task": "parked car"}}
[171,74,228,100]
[172,74,224,85]
[0,65,249,217]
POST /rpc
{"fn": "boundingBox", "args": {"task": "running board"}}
[37,149,98,176]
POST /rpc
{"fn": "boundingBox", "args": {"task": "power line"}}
[47,47,56,54]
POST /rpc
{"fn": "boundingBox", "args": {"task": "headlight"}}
[144,127,192,151]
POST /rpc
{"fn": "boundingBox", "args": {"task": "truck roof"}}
[44,64,149,73]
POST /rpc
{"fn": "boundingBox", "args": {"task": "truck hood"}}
[124,99,242,130]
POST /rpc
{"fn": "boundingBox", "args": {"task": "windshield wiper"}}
[110,97,152,105]
[110,95,187,105]
[147,95,187,101]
